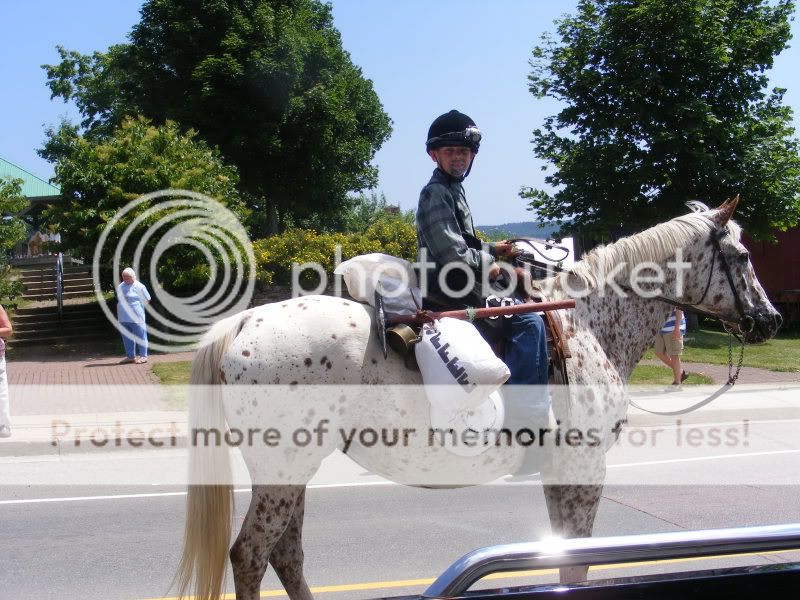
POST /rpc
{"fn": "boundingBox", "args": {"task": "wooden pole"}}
[386,299,576,326]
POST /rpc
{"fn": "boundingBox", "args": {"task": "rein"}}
[627,330,746,417]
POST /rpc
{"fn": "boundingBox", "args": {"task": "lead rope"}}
[628,328,746,417]
[723,324,746,386]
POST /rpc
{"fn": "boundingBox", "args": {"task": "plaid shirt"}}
[416,168,496,270]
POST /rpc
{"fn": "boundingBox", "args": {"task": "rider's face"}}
[429,146,474,178]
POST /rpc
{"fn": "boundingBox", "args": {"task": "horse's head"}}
[678,196,782,343]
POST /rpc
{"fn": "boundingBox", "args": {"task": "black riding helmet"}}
[425,110,482,154]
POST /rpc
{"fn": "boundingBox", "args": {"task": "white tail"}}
[176,312,250,599]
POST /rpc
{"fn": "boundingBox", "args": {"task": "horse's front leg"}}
[230,485,308,600]
[542,482,603,583]
[542,441,606,584]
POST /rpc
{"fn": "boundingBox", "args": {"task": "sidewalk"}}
[1,350,798,458]
[7,349,195,414]
[1,348,195,457]
[639,360,800,385]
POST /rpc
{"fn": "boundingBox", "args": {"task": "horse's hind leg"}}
[543,483,603,584]
[269,488,313,599]
[230,485,309,600]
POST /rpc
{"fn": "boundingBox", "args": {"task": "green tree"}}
[41,116,246,291]
[523,0,800,239]
[293,191,413,233]
[0,178,29,252]
[42,0,392,235]
[0,178,29,302]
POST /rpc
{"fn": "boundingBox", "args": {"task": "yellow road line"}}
[148,548,800,599]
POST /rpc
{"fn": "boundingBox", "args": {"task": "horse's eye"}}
[738,251,750,262]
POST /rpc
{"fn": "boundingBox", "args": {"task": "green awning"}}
[0,156,60,199]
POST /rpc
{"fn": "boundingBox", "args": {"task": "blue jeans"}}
[504,311,549,411]
[503,311,550,475]
[120,321,148,359]
[505,311,549,386]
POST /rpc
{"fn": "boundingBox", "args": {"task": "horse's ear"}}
[713,194,740,226]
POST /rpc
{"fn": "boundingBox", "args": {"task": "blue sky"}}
[2,0,798,226]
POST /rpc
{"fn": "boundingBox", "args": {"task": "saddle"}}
[402,290,571,387]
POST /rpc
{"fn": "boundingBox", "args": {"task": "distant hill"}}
[476,221,564,240]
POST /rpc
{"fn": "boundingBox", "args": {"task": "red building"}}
[744,226,800,326]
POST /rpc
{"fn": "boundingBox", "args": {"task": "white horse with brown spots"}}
[176,199,781,599]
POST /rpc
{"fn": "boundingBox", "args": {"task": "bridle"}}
[513,227,755,336]
[658,226,755,338]
[628,225,754,415]
[513,226,758,403]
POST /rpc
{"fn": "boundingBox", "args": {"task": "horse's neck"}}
[576,290,671,381]
[541,214,720,383]
[544,272,673,383]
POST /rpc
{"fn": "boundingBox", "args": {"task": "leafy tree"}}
[41,116,247,291]
[0,178,29,253]
[523,0,800,239]
[0,178,29,302]
[42,0,392,235]
[293,191,413,233]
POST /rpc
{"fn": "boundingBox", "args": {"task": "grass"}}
[148,328,799,390]
[152,358,715,388]
[151,360,192,409]
[640,329,800,372]
[630,364,713,386]
[151,360,192,385]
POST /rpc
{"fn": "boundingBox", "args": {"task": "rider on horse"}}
[416,109,550,474]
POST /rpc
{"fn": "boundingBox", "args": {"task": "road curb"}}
[0,433,190,458]
[0,412,189,458]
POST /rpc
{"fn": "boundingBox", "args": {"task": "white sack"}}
[428,390,505,457]
[416,318,510,411]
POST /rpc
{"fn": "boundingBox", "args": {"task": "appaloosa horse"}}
[176,198,781,599]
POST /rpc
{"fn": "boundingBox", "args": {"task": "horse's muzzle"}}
[739,309,783,343]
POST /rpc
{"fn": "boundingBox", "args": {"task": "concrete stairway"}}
[19,265,95,302]
[10,302,116,347]
[11,262,116,346]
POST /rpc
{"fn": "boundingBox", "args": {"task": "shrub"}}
[253,219,417,286]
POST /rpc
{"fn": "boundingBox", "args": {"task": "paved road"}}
[2,443,799,600]
[2,344,798,598]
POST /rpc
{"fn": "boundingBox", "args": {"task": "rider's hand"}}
[488,262,502,280]
[494,241,521,259]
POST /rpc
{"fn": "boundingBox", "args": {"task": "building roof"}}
[0,156,60,199]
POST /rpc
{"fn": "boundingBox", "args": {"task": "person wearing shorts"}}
[654,308,687,387]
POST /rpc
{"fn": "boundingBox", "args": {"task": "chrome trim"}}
[422,523,800,598]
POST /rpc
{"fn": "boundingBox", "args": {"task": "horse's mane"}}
[564,203,742,290]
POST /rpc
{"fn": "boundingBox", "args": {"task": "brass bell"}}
[386,324,420,356]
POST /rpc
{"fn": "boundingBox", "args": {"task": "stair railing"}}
[56,252,64,320]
